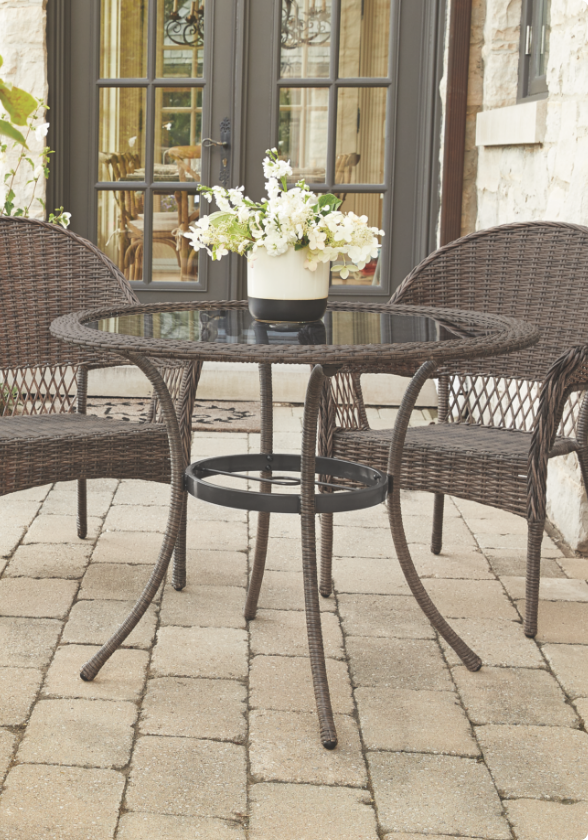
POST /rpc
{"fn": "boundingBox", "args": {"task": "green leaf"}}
[317,193,343,212]
[0,55,3,71]
[0,118,27,146]
[0,81,37,125]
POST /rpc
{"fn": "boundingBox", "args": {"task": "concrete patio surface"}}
[1,404,588,839]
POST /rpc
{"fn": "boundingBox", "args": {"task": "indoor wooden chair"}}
[318,221,588,638]
[0,216,200,575]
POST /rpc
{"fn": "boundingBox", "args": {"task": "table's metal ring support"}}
[185,454,389,515]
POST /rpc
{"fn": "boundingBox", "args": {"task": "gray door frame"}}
[47,0,446,303]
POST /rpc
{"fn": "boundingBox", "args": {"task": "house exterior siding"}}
[463,0,588,549]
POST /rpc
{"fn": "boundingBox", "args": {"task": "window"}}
[277,0,392,289]
[518,0,550,100]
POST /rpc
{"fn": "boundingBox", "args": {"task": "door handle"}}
[202,118,230,187]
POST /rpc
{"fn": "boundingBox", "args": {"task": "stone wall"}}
[465,0,588,550]
[0,0,47,218]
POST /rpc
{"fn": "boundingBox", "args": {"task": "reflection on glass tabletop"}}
[90,308,483,348]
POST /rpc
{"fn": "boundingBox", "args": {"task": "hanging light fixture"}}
[281,0,331,50]
[166,0,205,48]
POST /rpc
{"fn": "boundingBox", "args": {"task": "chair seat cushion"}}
[332,423,579,516]
[0,414,171,495]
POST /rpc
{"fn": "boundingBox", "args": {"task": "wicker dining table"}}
[51,300,538,749]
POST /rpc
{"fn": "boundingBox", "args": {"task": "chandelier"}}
[281,0,331,50]
[166,0,205,48]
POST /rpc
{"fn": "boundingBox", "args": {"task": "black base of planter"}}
[248,296,328,324]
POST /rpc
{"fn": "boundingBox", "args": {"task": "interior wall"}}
[0,0,48,218]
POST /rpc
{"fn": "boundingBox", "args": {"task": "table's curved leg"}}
[172,359,203,591]
[387,360,482,673]
[301,364,337,749]
[80,351,185,681]
[245,363,273,620]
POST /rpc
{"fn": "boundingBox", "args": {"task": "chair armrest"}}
[528,345,588,521]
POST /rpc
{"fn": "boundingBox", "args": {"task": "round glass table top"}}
[50,301,538,370]
[90,307,446,348]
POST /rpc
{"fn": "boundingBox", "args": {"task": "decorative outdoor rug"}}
[87,397,261,432]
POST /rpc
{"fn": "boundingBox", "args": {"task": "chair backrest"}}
[391,221,588,432]
[0,217,138,415]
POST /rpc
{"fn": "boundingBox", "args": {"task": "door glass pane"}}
[100,0,148,78]
[97,190,145,279]
[151,191,199,282]
[99,88,146,181]
[154,87,203,179]
[280,0,332,78]
[157,0,205,78]
[339,0,390,78]
[279,87,328,182]
[336,88,386,184]
[330,192,383,287]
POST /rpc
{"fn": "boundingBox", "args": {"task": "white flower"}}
[163,122,172,130]
[128,136,137,148]
[263,154,292,182]
[58,212,71,228]
[34,122,50,141]
[33,164,44,179]
[228,187,244,206]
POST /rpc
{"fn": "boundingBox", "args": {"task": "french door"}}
[49,0,445,303]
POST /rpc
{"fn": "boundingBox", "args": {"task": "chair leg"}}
[431,493,444,555]
[319,513,334,597]
[524,518,545,638]
[172,492,188,591]
[77,479,87,539]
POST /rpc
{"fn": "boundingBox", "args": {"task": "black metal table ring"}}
[185,453,389,514]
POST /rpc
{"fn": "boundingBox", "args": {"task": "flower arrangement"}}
[185,149,383,280]
[0,54,70,226]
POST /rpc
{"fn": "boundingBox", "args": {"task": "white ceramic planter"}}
[247,246,330,322]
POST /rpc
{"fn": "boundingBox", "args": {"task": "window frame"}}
[518,0,549,102]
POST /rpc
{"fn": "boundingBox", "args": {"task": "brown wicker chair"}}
[0,216,200,576]
[319,221,588,639]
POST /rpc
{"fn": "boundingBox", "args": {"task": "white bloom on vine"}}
[263,154,292,182]
[211,187,231,212]
[33,164,44,179]
[34,122,50,141]
[128,136,137,148]
[58,212,71,228]
[228,187,245,206]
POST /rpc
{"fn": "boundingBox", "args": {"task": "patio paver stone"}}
[452,664,579,726]
[126,736,246,818]
[0,666,43,725]
[248,783,379,840]
[504,799,588,840]
[478,724,588,799]
[43,644,149,701]
[17,698,137,768]
[140,676,247,741]
[0,764,124,840]
[249,709,367,786]
[368,751,510,839]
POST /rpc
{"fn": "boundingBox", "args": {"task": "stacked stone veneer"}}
[461,0,588,549]
[0,0,47,218]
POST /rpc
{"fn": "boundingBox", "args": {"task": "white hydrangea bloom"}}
[185,147,382,272]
